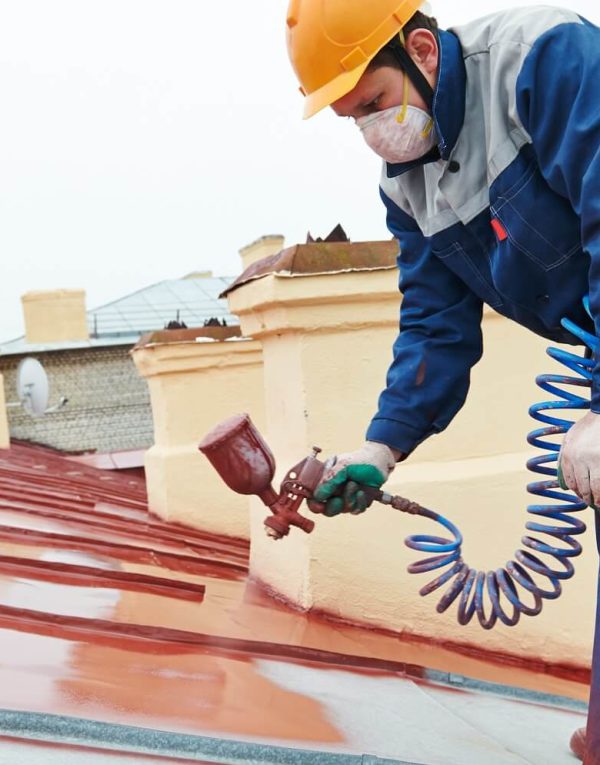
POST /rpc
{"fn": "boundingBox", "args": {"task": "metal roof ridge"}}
[88,275,236,314]
[0,709,421,765]
[87,277,178,314]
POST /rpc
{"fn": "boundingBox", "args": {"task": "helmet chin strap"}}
[386,35,435,111]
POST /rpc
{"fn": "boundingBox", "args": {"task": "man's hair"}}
[367,11,439,71]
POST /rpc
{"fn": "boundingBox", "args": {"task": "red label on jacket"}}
[491,218,508,241]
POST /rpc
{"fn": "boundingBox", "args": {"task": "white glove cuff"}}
[363,441,396,479]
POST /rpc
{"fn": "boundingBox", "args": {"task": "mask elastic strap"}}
[396,72,410,123]
[420,118,435,138]
[421,117,433,138]
[387,31,435,111]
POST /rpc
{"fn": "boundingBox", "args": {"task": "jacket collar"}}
[386,29,466,178]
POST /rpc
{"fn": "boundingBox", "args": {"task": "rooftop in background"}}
[0,229,375,357]
[0,273,237,357]
[0,443,588,765]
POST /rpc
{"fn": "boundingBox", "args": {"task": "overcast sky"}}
[1,0,599,340]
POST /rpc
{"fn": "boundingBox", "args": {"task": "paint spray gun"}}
[198,412,424,540]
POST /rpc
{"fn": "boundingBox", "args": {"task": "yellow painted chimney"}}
[239,235,285,271]
[132,326,265,539]
[21,289,89,344]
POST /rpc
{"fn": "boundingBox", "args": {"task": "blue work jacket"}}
[366,6,600,456]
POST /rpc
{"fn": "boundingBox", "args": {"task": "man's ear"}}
[405,28,439,74]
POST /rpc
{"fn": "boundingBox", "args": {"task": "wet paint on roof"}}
[0,443,588,764]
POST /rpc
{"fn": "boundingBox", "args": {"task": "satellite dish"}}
[7,357,68,418]
[16,358,50,418]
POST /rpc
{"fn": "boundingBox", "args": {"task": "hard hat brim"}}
[302,60,371,119]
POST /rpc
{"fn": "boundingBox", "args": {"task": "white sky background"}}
[0,0,599,340]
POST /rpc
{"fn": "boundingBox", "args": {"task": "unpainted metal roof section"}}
[220,241,399,298]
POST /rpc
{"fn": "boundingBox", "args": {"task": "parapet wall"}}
[224,245,596,675]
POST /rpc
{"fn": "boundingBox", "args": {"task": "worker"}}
[286,1,600,762]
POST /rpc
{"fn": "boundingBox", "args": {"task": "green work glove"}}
[308,442,397,517]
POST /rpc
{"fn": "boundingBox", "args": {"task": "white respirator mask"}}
[356,74,436,164]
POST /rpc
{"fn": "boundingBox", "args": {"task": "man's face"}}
[331,28,439,121]
[331,66,428,120]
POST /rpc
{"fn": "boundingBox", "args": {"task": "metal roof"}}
[0,442,588,765]
[87,276,238,338]
[0,275,238,357]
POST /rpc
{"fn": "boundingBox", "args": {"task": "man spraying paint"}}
[286,1,600,761]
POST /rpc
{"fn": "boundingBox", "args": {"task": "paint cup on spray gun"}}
[199,413,323,539]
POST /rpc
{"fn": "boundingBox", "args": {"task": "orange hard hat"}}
[286,0,427,119]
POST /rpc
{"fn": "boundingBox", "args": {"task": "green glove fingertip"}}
[324,496,344,517]
[355,490,369,513]
[557,462,568,491]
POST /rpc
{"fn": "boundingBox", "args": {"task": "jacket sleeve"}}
[365,189,484,455]
[516,18,600,411]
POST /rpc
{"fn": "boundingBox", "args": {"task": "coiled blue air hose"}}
[405,298,597,629]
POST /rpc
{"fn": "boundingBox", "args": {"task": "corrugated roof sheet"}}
[0,443,589,764]
[0,276,238,357]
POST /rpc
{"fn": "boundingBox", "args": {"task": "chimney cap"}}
[239,234,285,256]
[21,289,86,303]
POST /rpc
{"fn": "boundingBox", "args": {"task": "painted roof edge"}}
[65,448,147,470]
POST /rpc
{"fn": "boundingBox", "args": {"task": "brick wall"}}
[0,346,153,453]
